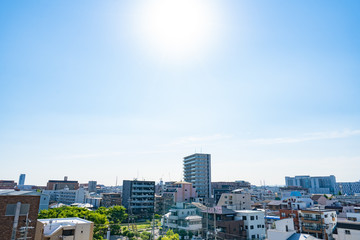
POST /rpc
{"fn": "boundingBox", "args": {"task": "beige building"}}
[35,217,94,240]
[217,189,252,210]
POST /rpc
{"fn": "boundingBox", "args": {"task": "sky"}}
[0,0,359,186]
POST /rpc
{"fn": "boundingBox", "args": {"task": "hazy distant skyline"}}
[1,0,359,186]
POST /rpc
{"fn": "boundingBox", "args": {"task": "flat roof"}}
[39,217,93,236]
[235,210,265,214]
[0,189,41,196]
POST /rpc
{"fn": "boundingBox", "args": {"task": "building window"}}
[250,216,254,220]
[250,225,254,229]
[243,216,247,220]
[345,230,351,235]
[256,216,258,220]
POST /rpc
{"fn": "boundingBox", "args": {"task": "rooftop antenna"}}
[116,176,118,186]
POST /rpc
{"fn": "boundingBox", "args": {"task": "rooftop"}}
[39,217,93,236]
[0,189,41,196]
[235,210,265,214]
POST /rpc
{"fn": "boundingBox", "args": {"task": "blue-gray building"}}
[285,175,336,194]
[122,180,155,218]
[335,181,360,195]
[18,174,26,186]
[183,153,212,201]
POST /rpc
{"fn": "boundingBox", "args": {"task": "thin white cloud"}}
[167,134,231,146]
[249,129,360,145]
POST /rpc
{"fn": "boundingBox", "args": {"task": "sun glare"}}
[130,0,223,64]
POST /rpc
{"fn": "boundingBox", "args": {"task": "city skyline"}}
[1,0,360,186]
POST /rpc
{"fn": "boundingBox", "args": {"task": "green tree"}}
[161,230,180,240]
[38,206,109,239]
[140,231,151,240]
[108,205,128,223]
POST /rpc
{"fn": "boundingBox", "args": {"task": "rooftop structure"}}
[35,217,94,239]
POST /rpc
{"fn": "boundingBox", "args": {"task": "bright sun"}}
[130,0,223,63]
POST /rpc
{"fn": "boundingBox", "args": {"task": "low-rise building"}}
[163,181,198,203]
[0,180,16,189]
[217,189,252,211]
[202,206,246,240]
[162,202,202,235]
[267,218,297,240]
[333,220,360,240]
[35,217,94,240]
[101,193,122,207]
[0,190,41,239]
[85,196,101,208]
[235,210,266,240]
[212,181,251,204]
[46,176,79,190]
[43,187,87,205]
[299,209,337,240]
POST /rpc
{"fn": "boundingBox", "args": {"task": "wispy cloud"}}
[249,129,360,145]
[167,134,231,146]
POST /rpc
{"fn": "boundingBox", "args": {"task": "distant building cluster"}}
[1,154,360,240]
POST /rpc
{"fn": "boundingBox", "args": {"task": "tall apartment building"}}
[183,153,211,201]
[285,175,336,194]
[122,180,155,218]
[18,174,26,186]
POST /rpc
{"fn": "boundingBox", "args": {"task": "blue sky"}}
[1,0,359,186]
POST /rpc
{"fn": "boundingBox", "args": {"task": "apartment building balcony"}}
[301,217,324,224]
[132,189,154,193]
[302,226,323,233]
[131,205,154,209]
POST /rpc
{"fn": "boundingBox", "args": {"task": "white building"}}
[267,218,296,240]
[333,220,360,240]
[85,196,102,208]
[235,210,266,240]
[217,189,252,210]
[346,212,360,222]
[162,202,202,234]
[35,217,94,240]
[299,209,337,239]
[43,187,87,205]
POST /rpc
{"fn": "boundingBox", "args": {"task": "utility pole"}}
[151,213,155,240]
[11,202,21,240]
[214,212,217,240]
[206,199,209,240]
